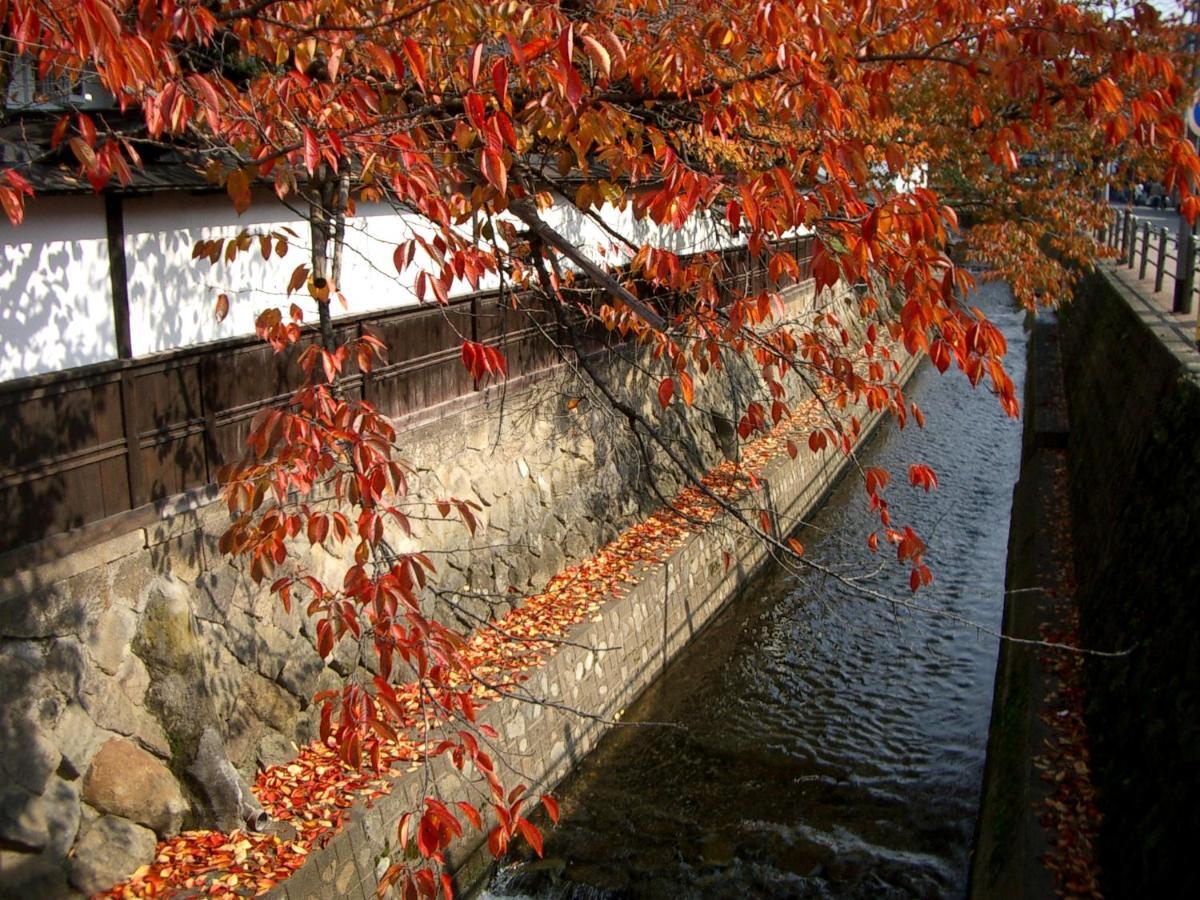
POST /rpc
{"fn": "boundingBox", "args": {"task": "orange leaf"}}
[678,371,695,405]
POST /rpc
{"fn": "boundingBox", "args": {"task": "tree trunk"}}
[308,169,338,354]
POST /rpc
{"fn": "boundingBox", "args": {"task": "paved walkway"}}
[1105,206,1199,347]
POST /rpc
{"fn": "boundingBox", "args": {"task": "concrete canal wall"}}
[1056,265,1200,899]
[970,312,1064,900]
[974,264,1200,899]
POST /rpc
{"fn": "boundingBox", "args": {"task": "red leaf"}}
[460,340,507,382]
[930,339,952,373]
[308,514,329,545]
[226,168,251,215]
[486,825,507,858]
[908,463,938,492]
[302,126,319,175]
[469,43,484,87]
[865,467,890,496]
[540,794,560,824]
[1183,195,1199,226]
[465,92,486,130]
[457,801,482,830]
[564,64,584,109]
[403,38,428,90]
[481,147,507,196]
[393,241,414,273]
[316,619,333,658]
[657,377,674,408]
[214,293,230,322]
[287,264,310,295]
[492,59,510,107]
[726,200,741,234]
[580,35,611,78]
[517,817,544,857]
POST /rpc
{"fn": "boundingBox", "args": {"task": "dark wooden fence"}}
[0,237,812,562]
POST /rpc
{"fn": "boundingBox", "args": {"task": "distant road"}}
[1110,202,1187,234]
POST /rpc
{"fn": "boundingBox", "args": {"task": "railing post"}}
[1173,218,1196,314]
[1119,210,1129,258]
[1155,226,1168,293]
[1139,221,1151,279]
[1127,214,1137,268]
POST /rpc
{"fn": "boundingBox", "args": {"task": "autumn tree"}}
[2,0,1196,894]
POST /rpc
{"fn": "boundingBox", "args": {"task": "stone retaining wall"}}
[1055,265,1200,898]
[0,279,859,896]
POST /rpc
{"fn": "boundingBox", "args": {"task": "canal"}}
[485,281,1029,899]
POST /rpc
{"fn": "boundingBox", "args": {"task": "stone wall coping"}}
[1101,263,1200,382]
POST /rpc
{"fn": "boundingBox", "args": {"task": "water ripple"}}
[485,282,1028,900]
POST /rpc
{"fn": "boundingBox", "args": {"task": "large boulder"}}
[187,727,268,833]
[132,575,224,770]
[0,783,52,851]
[0,707,61,797]
[81,737,187,836]
[67,813,157,896]
[0,777,81,896]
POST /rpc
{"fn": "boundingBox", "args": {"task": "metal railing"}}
[1099,208,1197,315]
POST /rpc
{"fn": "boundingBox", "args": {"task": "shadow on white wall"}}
[2,189,756,384]
[0,196,116,381]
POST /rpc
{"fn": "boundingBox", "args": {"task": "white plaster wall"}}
[333,196,748,311]
[532,196,745,269]
[122,191,312,356]
[3,188,757,381]
[0,196,116,381]
[121,190,749,357]
[122,193,467,354]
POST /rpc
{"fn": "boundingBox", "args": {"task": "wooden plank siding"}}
[0,237,813,558]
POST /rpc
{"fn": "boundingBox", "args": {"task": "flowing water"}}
[484,281,1028,900]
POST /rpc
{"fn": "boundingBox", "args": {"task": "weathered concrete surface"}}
[1053,264,1200,898]
[969,314,1062,900]
[0,278,856,895]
